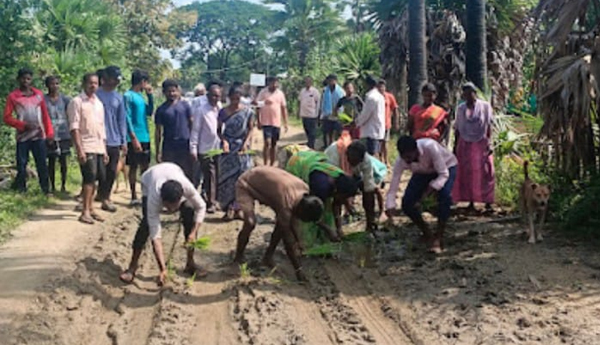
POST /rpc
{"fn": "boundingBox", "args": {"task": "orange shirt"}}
[384,91,398,130]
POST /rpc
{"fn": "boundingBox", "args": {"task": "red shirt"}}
[3,87,54,142]
[384,91,398,130]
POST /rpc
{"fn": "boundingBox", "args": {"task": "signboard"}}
[250,73,266,87]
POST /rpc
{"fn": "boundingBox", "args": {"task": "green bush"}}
[550,174,600,240]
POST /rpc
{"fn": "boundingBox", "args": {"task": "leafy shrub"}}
[550,174,600,240]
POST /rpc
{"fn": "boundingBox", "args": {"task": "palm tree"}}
[466,0,487,90]
[408,0,427,107]
[333,32,381,93]
[265,0,344,73]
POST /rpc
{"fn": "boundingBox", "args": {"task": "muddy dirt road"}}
[2,127,600,345]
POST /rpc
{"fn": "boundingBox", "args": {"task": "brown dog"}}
[520,161,550,244]
[114,153,130,194]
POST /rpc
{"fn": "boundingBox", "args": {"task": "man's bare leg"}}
[263,140,270,166]
[281,229,306,281]
[234,216,256,263]
[263,227,283,267]
[129,165,138,201]
[269,144,277,166]
[363,191,377,233]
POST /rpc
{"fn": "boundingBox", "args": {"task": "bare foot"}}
[119,270,135,284]
[184,264,208,278]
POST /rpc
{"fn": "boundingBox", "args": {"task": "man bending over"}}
[119,162,207,286]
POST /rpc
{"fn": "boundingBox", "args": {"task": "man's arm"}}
[182,179,207,242]
[385,158,405,212]
[155,125,162,163]
[355,96,374,127]
[3,95,27,131]
[124,94,140,149]
[67,100,86,164]
[429,145,450,191]
[118,96,128,149]
[145,93,154,117]
[281,103,288,132]
[189,108,201,159]
[40,97,54,140]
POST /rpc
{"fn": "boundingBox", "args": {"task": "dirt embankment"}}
[2,126,600,345]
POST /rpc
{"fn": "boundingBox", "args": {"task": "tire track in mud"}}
[323,261,414,345]
[305,259,379,345]
[107,217,198,345]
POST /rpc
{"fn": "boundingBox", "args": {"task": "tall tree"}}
[466,0,487,90]
[109,0,195,82]
[178,0,273,83]
[265,0,344,73]
[336,0,375,33]
[408,0,427,107]
[333,32,381,93]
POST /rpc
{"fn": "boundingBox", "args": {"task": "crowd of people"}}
[3,67,495,283]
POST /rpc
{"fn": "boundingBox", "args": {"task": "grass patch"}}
[0,156,83,243]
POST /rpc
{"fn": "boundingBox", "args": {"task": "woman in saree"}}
[407,83,448,142]
[452,82,495,211]
[217,86,255,220]
[286,150,359,247]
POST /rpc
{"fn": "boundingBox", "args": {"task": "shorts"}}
[322,119,342,134]
[262,126,281,142]
[126,142,151,167]
[80,153,106,185]
[47,139,71,157]
[364,138,381,155]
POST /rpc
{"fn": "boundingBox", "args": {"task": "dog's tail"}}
[524,160,529,180]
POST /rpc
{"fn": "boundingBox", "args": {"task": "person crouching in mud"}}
[286,150,359,239]
[234,166,333,281]
[119,162,207,286]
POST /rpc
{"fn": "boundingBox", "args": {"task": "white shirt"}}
[299,86,321,118]
[142,163,207,240]
[385,139,458,210]
[356,88,385,140]
[324,143,380,193]
[190,101,221,155]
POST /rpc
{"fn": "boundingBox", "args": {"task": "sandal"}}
[91,213,105,222]
[119,270,136,284]
[78,214,95,225]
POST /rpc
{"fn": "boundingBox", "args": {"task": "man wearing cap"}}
[96,66,128,212]
[320,74,345,148]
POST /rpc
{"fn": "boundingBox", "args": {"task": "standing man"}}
[377,79,399,165]
[96,66,127,212]
[124,69,154,205]
[320,74,345,148]
[3,68,54,195]
[256,76,288,166]
[385,136,457,253]
[155,79,194,180]
[68,73,108,224]
[44,76,71,194]
[356,75,386,158]
[298,76,320,149]
[119,162,207,286]
[190,84,222,213]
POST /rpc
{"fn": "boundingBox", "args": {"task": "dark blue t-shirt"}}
[155,100,192,152]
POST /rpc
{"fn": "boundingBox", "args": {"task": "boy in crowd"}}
[119,162,207,286]
[256,76,288,166]
[3,68,54,195]
[68,73,108,224]
[155,79,194,180]
[385,136,458,253]
[325,140,387,233]
[320,74,345,147]
[124,70,154,205]
[96,66,127,212]
[44,76,72,194]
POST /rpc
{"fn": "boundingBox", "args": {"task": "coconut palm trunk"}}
[408,0,427,108]
[466,0,488,91]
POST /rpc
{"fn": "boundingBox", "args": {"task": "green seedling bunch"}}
[186,272,197,288]
[187,236,211,250]
[239,263,251,279]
